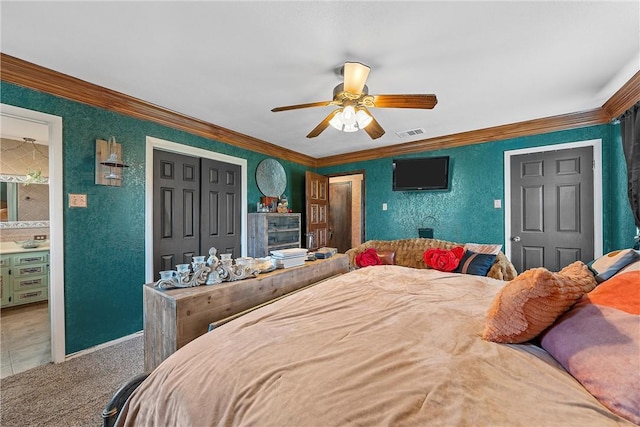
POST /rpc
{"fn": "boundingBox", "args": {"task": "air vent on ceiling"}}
[395,128,426,138]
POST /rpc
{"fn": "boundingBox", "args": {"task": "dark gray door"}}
[200,157,241,258]
[510,146,594,272]
[153,150,242,277]
[328,181,352,253]
[154,150,200,274]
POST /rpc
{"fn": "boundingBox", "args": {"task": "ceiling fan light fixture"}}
[329,106,373,133]
[271,62,436,140]
[355,108,373,129]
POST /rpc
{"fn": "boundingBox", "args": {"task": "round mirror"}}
[256,158,287,197]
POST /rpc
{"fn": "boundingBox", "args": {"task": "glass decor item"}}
[154,247,261,290]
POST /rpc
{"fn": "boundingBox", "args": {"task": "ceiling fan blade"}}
[370,94,438,109]
[363,112,385,140]
[271,101,333,112]
[307,110,340,138]
[343,62,370,95]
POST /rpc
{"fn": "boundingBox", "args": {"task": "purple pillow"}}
[540,272,640,425]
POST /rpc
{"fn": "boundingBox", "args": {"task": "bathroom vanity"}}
[0,243,49,308]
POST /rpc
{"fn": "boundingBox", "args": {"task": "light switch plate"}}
[494,199,502,209]
[69,193,87,208]
[382,203,388,211]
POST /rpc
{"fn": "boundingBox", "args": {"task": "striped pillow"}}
[456,250,496,276]
[588,249,640,282]
[463,243,502,255]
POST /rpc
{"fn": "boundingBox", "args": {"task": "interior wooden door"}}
[305,171,329,250]
[328,181,352,253]
[510,146,594,272]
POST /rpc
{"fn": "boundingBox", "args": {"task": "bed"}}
[112,240,639,426]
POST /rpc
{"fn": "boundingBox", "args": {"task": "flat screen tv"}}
[392,156,450,191]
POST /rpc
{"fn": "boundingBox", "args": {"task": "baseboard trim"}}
[65,331,143,362]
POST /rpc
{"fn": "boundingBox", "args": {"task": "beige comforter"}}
[118,266,633,426]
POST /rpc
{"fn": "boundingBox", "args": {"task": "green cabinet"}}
[0,250,49,308]
[0,257,10,307]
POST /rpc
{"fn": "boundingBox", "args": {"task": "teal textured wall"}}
[3,80,635,354]
[319,124,636,252]
[1,82,308,353]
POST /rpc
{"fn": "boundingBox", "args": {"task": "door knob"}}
[511,236,521,242]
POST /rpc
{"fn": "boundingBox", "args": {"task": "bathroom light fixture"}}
[22,137,48,184]
[95,136,129,186]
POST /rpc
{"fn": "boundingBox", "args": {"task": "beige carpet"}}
[0,334,144,427]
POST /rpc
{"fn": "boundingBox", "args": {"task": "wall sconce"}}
[95,136,129,186]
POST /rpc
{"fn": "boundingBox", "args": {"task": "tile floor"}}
[1,301,51,379]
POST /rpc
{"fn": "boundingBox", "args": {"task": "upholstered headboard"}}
[345,238,517,281]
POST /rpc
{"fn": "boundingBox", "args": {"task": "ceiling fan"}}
[271,62,438,140]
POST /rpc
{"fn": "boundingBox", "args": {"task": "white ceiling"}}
[1,1,639,159]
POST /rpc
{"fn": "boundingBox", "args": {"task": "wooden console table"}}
[143,254,349,371]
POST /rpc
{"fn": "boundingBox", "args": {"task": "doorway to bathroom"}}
[0,104,66,373]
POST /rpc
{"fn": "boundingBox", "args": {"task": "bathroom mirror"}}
[256,158,287,197]
[0,118,51,229]
[0,177,49,228]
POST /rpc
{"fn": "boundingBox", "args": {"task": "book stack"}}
[270,248,309,269]
[314,247,338,259]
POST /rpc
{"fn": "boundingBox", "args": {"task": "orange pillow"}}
[483,261,597,343]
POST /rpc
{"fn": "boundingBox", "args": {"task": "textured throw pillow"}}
[540,271,640,425]
[423,247,464,272]
[355,248,381,267]
[456,250,496,276]
[377,250,396,265]
[463,243,502,255]
[588,249,640,282]
[483,261,597,344]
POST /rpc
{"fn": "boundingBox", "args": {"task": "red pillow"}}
[356,248,381,267]
[423,247,465,272]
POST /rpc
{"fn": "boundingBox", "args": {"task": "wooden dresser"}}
[143,254,349,371]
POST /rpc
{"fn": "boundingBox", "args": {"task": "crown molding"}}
[602,70,640,120]
[2,53,637,169]
[317,108,609,167]
[318,70,639,167]
[0,53,318,167]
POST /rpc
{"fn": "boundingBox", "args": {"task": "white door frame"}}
[0,104,65,363]
[504,139,603,262]
[144,136,248,283]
